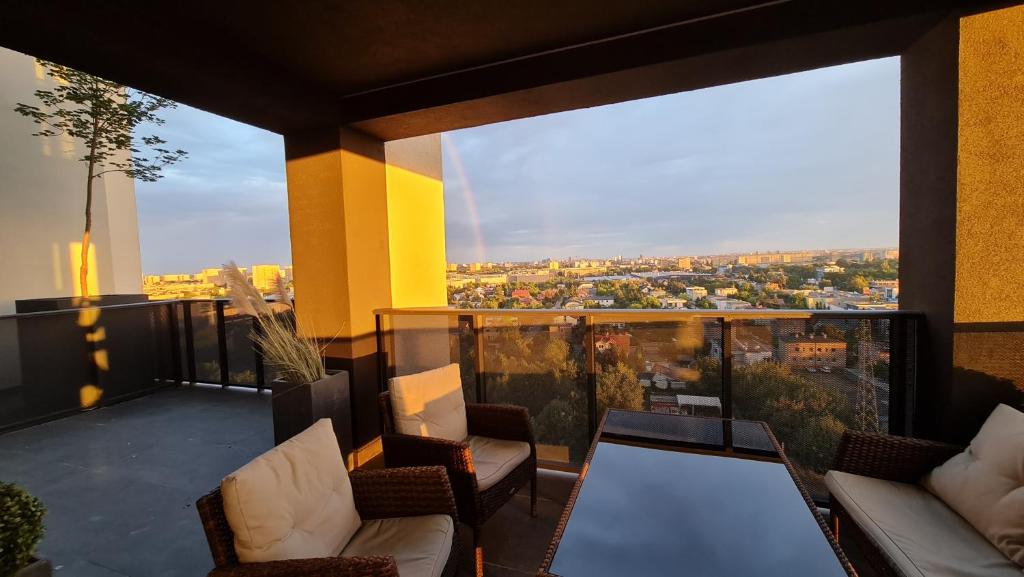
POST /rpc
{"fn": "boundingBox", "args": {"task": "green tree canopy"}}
[597,362,644,415]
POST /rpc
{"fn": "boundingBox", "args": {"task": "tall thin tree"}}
[15,59,186,298]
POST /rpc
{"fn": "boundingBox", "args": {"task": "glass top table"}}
[540,410,853,577]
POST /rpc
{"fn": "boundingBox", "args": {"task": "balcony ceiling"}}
[0,0,1014,139]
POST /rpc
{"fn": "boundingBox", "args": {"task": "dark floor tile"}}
[456,493,563,576]
[52,558,131,577]
[0,386,272,577]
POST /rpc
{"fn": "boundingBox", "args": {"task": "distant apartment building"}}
[676,257,692,270]
[714,287,738,297]
[469,262,483,272]
[870,280,900,302]
[508,271,551,283]
[710,297,752,310]
[736,251,817,266]
[201,267,225,285]
[562,266,607,277]
[162,274,193,282]
[805,291,837,309]
[816,264,845,281]
[586,296,615,308]
[685,286,708,299]
[779,334,847,369]
[660,296,687,309]
[446,273,508,288]
[251,264,283,291]
[733,332,774,365]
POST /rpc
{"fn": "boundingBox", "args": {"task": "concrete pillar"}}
[284,127,446,450]
[901,5,1024,443]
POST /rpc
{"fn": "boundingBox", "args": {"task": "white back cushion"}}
[922,404,1024,566]
[389,363,468,441]
[221,419,361,563]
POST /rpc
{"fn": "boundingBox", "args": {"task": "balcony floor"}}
[0,386,566,577]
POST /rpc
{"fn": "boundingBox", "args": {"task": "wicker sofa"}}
[828,429,1022,577]
[197,420,460,577]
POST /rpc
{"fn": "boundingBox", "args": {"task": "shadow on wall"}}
[951,322,1024,443]
[949,367,1022,444]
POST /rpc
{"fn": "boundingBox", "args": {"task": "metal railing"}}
[177,299,270,390]
[375,307,922,499]
[0,298,271,433]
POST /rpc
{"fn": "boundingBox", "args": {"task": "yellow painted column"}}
[947,5,1024,440]
[284,128,446,448]
[385,135,448,308]
[955,6,1024,324]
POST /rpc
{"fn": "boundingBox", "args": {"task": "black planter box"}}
[271,371,352,459]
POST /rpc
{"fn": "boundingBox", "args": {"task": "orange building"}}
[778,333,847,370]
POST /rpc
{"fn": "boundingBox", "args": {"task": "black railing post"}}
[585,314,598,439]
[375,313,387,393]
[254,316,266,391]
[888,314,908,436]
[720,317,733,420]
[473,314,486,403]
[182,300,197,383]
[168,301,182,384]
[216,300,229,386]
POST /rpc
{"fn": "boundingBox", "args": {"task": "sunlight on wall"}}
[77,305,99,327]
[386,162,447,308]
[77,305,107,408]
[80,384,103,408]
[69,241,99,297]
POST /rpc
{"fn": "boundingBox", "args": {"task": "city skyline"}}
[140,244,897,277]
[136,57,898,273]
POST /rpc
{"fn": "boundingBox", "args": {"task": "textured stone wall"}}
[955,6,1024,324]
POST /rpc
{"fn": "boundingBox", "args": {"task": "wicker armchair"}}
[379,392,537,576]
[828,430,964,577]
[196,466,460,577]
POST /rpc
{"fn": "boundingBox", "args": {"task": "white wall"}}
[0,47,143,314]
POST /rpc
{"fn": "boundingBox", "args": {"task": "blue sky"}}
[136,56,899,273]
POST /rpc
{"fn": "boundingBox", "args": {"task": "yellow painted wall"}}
[285,130,354,344]
[385,135,447,309]
[955,5,1024,324]
[339,129,392,357]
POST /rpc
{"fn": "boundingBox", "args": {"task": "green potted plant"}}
[0,482,50,577]
[223,263,352,455]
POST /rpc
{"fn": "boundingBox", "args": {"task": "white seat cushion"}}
[468,435,531,491]
[341,515,454,577]
[922,404,1024,566]
[826,470,1021,577]
[221,419,361,563]
[389,364,468,441]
